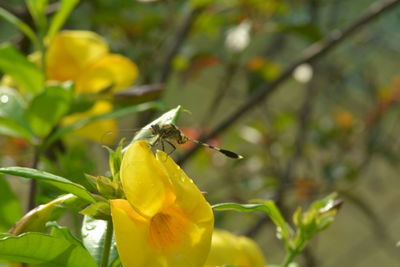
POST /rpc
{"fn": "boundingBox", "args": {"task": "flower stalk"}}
[100,219,114,267]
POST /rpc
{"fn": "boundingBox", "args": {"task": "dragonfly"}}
[150,124,243,159]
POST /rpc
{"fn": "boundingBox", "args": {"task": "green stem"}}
[282,249,298,267]
[100,219,114,267]
[37,30,47,75]
[27,146,40,211]
[282,239,307,267]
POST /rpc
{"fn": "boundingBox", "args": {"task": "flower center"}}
[148,209,189,252]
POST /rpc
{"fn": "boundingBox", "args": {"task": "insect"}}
[150,124,243,159]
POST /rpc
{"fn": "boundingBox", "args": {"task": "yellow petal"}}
[110,199,160,267]
[155,150,214,267]
[237,234,267,267]
[156,150,214,225]
[61,101,117,144]
[147,204,212,267]
[116,141,214,266]
[75,54,138,94]
[120,141,175,218]
[111,201,213,267]
[205,230,267,267]
[46,30,108,82]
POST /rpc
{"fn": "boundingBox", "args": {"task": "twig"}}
[138,6,204,126]
[244,71,319,240]
[200,59,240,127]
[275,70,319,214]
[326,195,400,266]
[27,147,40,211]
[158,7,204,83]
[177,0,400,165]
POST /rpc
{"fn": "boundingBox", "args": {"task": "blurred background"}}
[1,0,400,266]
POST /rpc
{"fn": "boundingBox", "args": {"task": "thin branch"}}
[27,147,40,211]
[200,59,240,127]
[158,7,204,83]
[177,0,400,165]
[326,195,400,266]
[276,70,319,212]
[244,71,319,238]
[138,6,204,126]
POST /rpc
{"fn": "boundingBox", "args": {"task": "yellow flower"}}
[205,229,266,267]
[110,140,214,267]
[46,30,139,143]
[60,101,117,143]
[46,30,138,93]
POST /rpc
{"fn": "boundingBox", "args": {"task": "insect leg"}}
[164,140,176,155]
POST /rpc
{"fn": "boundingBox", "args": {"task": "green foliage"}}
[0,167,96,203]
[81,216,119,266]
[290,194,341,252]
[0,232,97,266]
[0,87,33,140]
[104,140,124,182]
[94,176,122,199]
[9,194,85,235]
[0,176,22,232]
[26,0,49,36]
[27,83,73,138]
[1,0,396,265]
[47,0,80,41]
[45,101,162,147]
[80,201,111,221]
[0,7,37,45]
[213,202,291,245]
[0,44,44,94]
[214,194,341,266]
[46,221,83,247]
[130,105,183,144]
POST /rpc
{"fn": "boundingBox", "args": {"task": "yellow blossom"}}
[204,229,266,267]
[46,30,138,93]
[46,30,138,143]
[60,101,117,143]
[110,140,214,267]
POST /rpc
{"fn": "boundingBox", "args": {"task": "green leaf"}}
[291,194,340,253]
[0,44,44,94]
[0,232,97,266]
[0,8,38,45]
[82,216,118,266]
[128,105,182,146]
[26,0,49,35]
[27,82,73,137]
[0,175,22,232]
[0,167,96,203]
[46,101,161,147]
[0,87,33,140]
[212,202,292,245]
[9,194,87,235]
[47,0,80,41]
[46,221,83,247]
[80,201,111,220]
[104,139,124,182]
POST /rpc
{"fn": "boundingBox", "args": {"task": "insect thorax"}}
[151,124,188,144]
